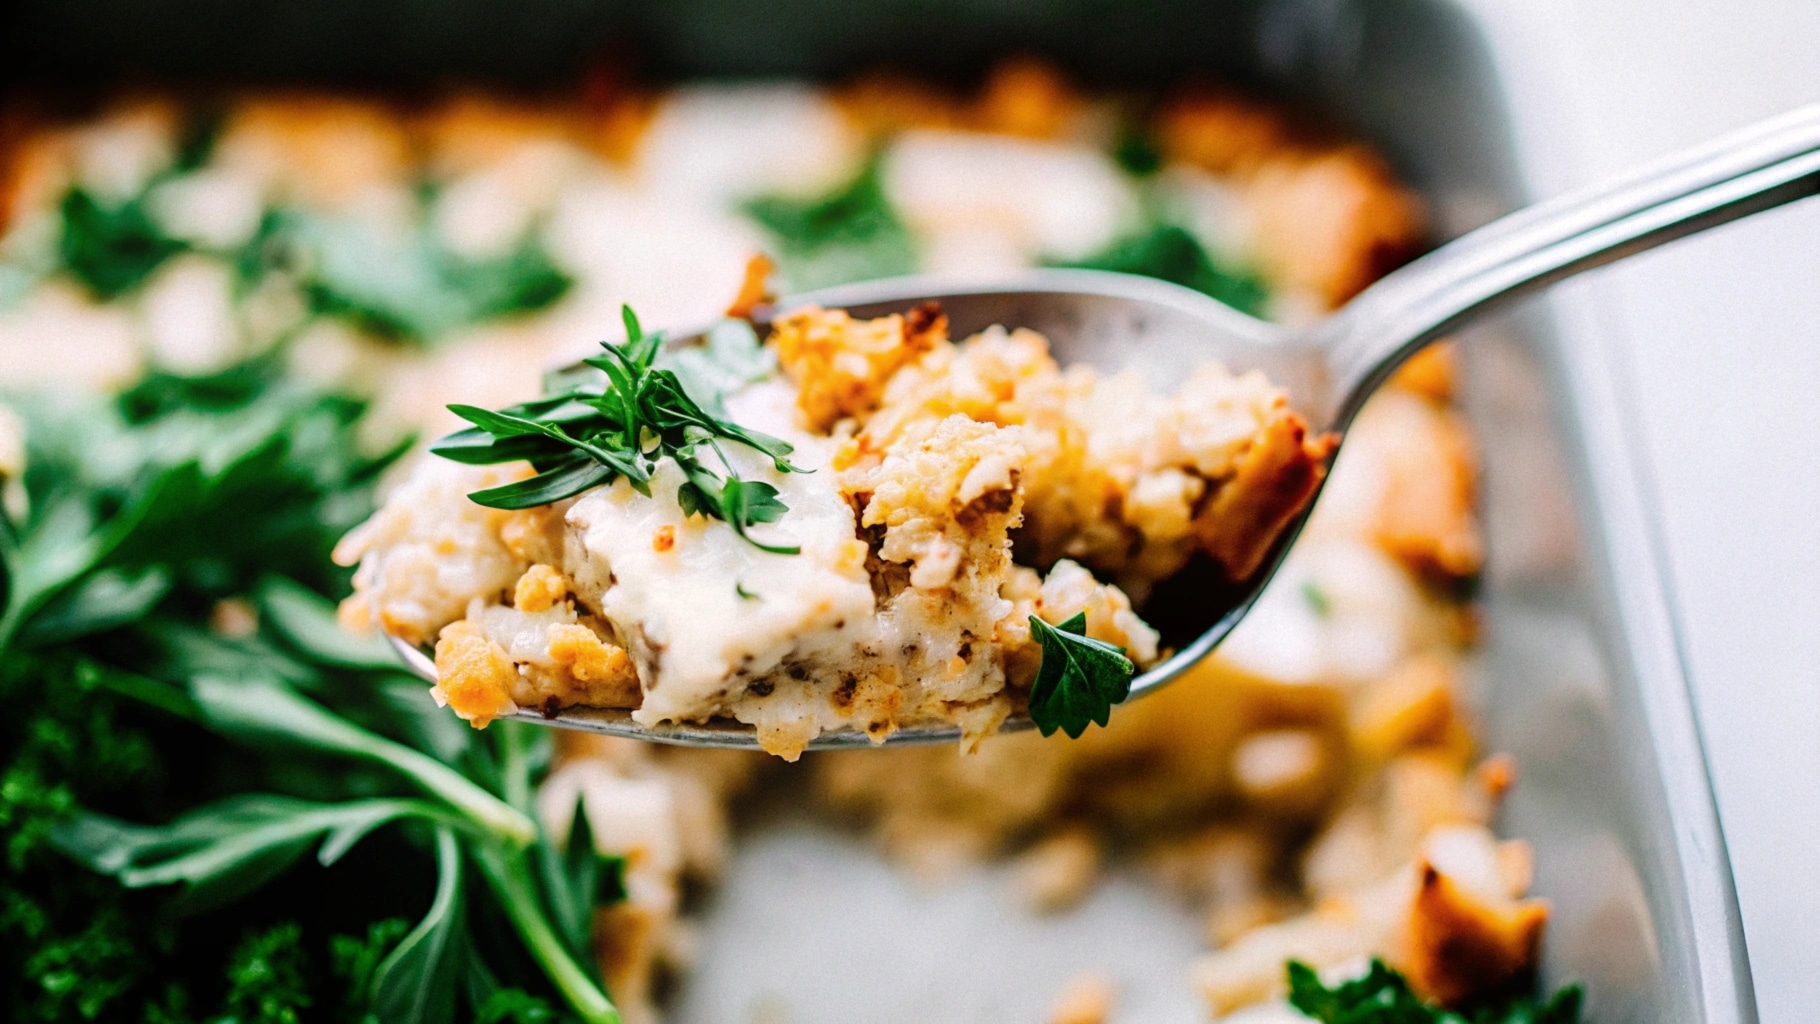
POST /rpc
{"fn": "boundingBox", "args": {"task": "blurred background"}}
[1,0,1814,1021]
[1470,3,1820,1021]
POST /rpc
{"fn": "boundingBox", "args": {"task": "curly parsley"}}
[2,361,631,1024]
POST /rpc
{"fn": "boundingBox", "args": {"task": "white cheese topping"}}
[565,381,876,729]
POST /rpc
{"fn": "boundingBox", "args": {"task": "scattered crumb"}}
[1014,828,1101,912]
[1047,971,1117,1024]
[1231,729,1331,816]
[209,597,259,638]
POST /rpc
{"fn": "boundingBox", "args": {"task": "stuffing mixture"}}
[1,61,1537,1023]
[335,301,1330,758]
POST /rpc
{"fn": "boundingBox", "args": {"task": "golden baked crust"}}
[1354,391,1484,580]
[1197,402,1337,578]
[513,563,571,612]
[1404,853,1549,1005]
[801,305,1334,594]
[431,618,520,728]
[1248,145,1426,308]
[1159,89,1426,310]
[432,562,644,721]
[770,301,945,431]
[832,58,1082,141]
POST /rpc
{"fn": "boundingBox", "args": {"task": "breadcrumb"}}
[771,302,944,430]
[1014,828,1102,912]
[514,563,571,613]
[1047,972,1117,1024]
[431,619,520,728]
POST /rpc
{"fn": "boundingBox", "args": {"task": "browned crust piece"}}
[771,301,947,432]
[1195,407,1337,580]
[0,105,34,236]
[1403,862,1549,1006]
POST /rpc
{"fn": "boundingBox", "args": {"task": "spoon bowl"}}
[386,103,1820,750]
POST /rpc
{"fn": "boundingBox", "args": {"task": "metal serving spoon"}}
[388,104,1820,750]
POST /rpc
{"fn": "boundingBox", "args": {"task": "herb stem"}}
[499,721,534,814]
[193,676,538,845]
[477,846,620,1024]
[0,602,23,657]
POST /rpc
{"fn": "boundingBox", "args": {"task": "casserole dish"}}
[0,0,1755,1020]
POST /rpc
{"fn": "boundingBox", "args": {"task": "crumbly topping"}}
[346,305,1325,758]
[513,563,571,612]
[770,301,944,430]
[430,618,521,727]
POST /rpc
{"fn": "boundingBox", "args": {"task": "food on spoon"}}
[336,299,1332,758]
[1,70,1573,1024]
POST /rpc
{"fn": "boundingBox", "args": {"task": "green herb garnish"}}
[735,582,760,601]
[433,306,807,555]
[57,187,189,300]
[743,154,918,291]
[1286,959,1586,1024]
[1301,579,1333,618]
[294,210,573,346]
[663,318,777,418]
[51,110,221,301]
[1052,220,1269,317]
[1113,126,1164,176]
[216,922,315,1024]
[1027,612,1135,738]
[2,362,630,1024]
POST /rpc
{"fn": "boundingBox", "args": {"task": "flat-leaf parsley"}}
[1286,959,1586,1024]
[1027,612,1135,738]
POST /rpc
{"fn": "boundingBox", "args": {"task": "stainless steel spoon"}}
[387,103,1820,750]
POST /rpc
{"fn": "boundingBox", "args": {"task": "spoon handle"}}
[1318,104,1820,429]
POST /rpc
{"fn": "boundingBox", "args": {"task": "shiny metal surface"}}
[385,632,998,748]
[386,106,1820,757]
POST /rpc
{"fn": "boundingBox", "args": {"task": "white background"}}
[1464,2,1820,1019]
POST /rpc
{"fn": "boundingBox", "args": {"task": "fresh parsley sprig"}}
[433,305,808,554]
[1027,612,1136,738]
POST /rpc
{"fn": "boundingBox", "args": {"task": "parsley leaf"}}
[434,304,808,554]
[57,187,188,301]
[478,988,563,1024]
[293,211,573,346]
[329,917,411,1015]
[48,113,221,302]
[1,358,628,1024]
[370,826,464,1024]
[743,154,918,291]
[1027,612,1135,738]
[659,318,776,417]
[1113,126,1164,176]
[532,799,626,967]
[1286,959,1587,1024]
[1052,220,1269,317]
[52,794,457,913]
